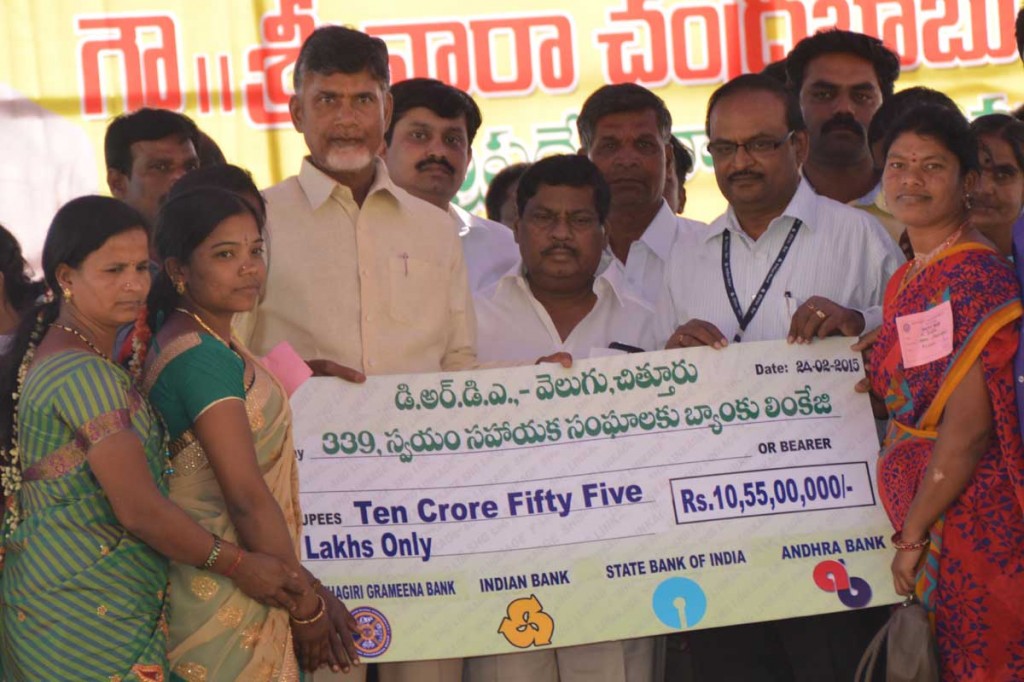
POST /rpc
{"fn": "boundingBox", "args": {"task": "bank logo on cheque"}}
[813,559,873,608]
[652,577,707,629]
[498,595,555,648]
[350,606,391,658]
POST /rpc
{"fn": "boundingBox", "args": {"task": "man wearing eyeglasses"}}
[657,73,902,681]
[660,73,902,352]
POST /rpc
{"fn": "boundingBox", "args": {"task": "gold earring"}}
[61,288,72,302]
[174,280,186,295]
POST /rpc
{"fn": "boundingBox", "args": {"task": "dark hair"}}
[786,29,901,97]
[148,187,264,329]
[293,25,390,92]
[0,197,147,469]
[169,164,266,220]
[515,155,611,224]
[0,225,45,313]
[867,87,959,149]
[881,104,979,176]
[104,108,200,175]
[196,130,226,166]
[485,163,531,221]
[669,136,694,180]
[706,73,805,135]
[970,113,1024,175]
[385,78,482,146]
[576,84,672,151]
[1016,8,1024,61]
[761,58,789,84]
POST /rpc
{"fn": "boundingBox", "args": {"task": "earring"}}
[964,193,974,211]
[174,280,186,295]
[61,288,72,302]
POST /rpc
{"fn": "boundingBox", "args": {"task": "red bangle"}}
[891,531,929,551]
[223,549,245,578]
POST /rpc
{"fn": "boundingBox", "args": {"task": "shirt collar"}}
[449,203,473,236]
[486,261,630,309]
[297,156,398,210]
[705,178,818,243]
[852,181,882,208]
[636,200,679,260]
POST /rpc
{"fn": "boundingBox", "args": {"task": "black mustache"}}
[822,114,864,137]
[416,156,455,174]
[727,171,764,182]
[542,244,577,256]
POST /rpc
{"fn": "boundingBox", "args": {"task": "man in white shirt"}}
[384,78,519,292]
[467,154,658,681]
[662,72,902,682]
[236,26,474,682]
[576,83,706,307]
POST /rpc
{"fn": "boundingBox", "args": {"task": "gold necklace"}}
[50,324,111,361]
[905,224,965,282]
[174,307,237,355]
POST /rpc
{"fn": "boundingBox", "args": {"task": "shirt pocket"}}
[389,255,448,327]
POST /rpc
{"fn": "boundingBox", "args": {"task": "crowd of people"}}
[0,14,1022,682]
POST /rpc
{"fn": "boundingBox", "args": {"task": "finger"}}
[854,377,871,393]
[275,588,298,612]
[787,306,810,343]
[555,352,573,368]
[816,311,843,338]
[283,572,306,595]
[308,359,366,383]
[796,307,824,343]
[334,604,362,667]
[683,322,727,349]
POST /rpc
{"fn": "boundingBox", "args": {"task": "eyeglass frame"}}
[705,130,796,160]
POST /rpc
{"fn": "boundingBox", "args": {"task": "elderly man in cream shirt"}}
[466,155,660,682]
[235,25,474,682]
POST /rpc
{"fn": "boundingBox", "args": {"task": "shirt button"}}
[361,269,369,277]
[364,314,372,322]
[368,360,376,368]
[1018,375,1024,384]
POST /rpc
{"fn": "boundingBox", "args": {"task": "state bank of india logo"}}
[350,606,392,658]
[652,577,707,629]
[498,594,555,648]
[813,559,873,608]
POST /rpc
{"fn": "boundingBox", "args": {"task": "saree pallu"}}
[144,334,303,682]
[870,244,1024,681]
[0,352,170,682]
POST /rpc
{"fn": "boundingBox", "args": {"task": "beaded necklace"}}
[49,323,111,361]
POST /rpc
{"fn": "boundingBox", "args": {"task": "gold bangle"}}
[199,534,222,569]
[891,531,929,551]
[290,594,326,625]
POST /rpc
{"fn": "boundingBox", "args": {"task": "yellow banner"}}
[2,0,1022,265]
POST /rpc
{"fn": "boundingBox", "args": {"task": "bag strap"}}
[854,616,891,682]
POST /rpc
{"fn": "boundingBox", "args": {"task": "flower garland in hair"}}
[1,309,46,542]
[127,305,151,384]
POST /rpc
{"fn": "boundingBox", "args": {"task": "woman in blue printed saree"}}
[868,106,1024,680]
[143,181,359,681]
[0,197,305,681]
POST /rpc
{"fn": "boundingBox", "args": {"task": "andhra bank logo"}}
[813,559,873,608]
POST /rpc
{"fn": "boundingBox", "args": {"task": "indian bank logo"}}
[350,606,392,658]
[498,594,555,648]
[652,577,707,629]
[813,559,873,608]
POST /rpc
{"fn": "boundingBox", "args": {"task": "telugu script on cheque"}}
[291,338,898,662]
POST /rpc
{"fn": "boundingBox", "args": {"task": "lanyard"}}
[721,219,803,342]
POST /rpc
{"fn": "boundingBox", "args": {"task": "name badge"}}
[895,300,954,369]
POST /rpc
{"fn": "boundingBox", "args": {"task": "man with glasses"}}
[657,72,902,681]
[467,154,660,681]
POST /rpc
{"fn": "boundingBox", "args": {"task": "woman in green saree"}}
[0,197,307,682]
[144,182,360,680]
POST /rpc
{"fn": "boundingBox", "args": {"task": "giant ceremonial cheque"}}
[292,338,899,662]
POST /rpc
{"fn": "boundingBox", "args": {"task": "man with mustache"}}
[786,29,903,242]
[577,83,706,307]
[384,78,519,292]
[658,74,901,680]
[235,27,475,682]
[467,155,659,680]
[104,108,200,258]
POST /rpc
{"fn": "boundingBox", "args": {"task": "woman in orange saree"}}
[869,105,1024,680]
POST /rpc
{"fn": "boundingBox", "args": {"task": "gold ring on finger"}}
[815,309,827,319]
